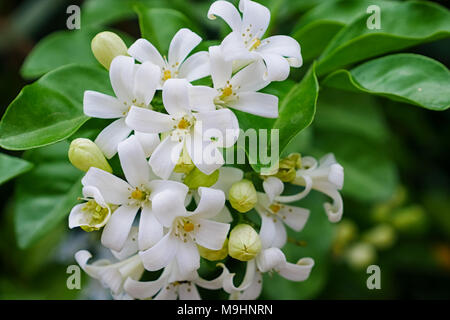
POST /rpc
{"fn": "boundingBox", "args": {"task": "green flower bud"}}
[91,31,128,70]
[183,167,219,189]
[228,224,261,261]
[229,179,257,213]
[362,224,396,250]
[274,153,301,182]
[198,238,228,261]
[346,242,376,270]
[68,138,112,173]
[174,144,195,174]
[391,205,426,232]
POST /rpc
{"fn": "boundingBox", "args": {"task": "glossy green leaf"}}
[135,6,199,54]
[310,133,399,202]
[323,54,450,111]
[317,1,450,75]
[315,88,390,143]
[0,65,111,150]
[235,65,318,172]
[14,141,83,249]
[0,153,33,185]
[20,28,135,79]
[292,0,390,62]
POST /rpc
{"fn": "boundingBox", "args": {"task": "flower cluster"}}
[68,0,344,300]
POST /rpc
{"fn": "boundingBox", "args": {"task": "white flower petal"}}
[150,188,188,227]
[68,204,87,229]
[278,257,314,281]
[138,206,164,251]
[257,209,276,249]
[272,219,287,249]
[83,91,127,119]
[239,270,262,300]
[135,132,160,158]
[189,85,217,112]
[279,205,309,231]
[109,56,135,103]
[133,62,161,106]
[259,35,302,67]
[154,285,178,300]
[315,182,344,223]
[260,52,290,82]
[111,227,139,260]
[212,206,233,224]
[195,267,229,290]
[178,51,210,82]
[162,78,192,116]
[168,28,201,66]
[230,60,269,92]
[83,185,108,207]
[126,106,175,134]
[149,136,184,180]
[256,247,286,272]
[140,233,178,271]
[82,167,131,205]
[192,187,225,219]
[232,91,278,118]
[128,38,165,67]
[221,259,257,294]
[176,240,200,276]
[186,133,224,175]
[263,177,284,203]
[193,218,229,250]
[212,167,244,197]
[208,0,242,31]
[195,108,238,148]
[101,205,139,251]
[117,135,150,188]
[209,45,232,89]
[221,32,254,61]
[178,283,201,300]
[124,267,170,299]
[240,0,270,37]
[95,118,132,159]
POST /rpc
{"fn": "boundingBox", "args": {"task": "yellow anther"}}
[222,86,233,97]
[131,188,146,201]
[177,118,190,130]
[163,70,172,80]
[183,222,195,232]
[270,203,281,214]
[249,38,261,51]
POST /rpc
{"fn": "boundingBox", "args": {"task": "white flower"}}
[277,153,344,223]
[75,244,144,299]
[83,56,161,159]
[124,261,227,300]
[139,187,229,278]
[255,176,310,249]
[208,46,278,118]
[208,0,302,81]
[128,28,210,88]
[81,135,189,252]
[126,78,239,180]
[69,185,112,232]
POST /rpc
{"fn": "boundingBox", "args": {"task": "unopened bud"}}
[228,224,261,261]
[184,167,219,189]
[68,138,112,173]
[275,153,301,182]
[198,238,228,261]
[229,179,257,213]
[174,145,194,174]
[346,242,376,270]
[91,31,128,69]
[362,224,396,249]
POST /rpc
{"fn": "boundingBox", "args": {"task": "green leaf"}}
[14,141,83,249]
[235,64,318,172]
[314,88,390,143]
[261,192,335,299]
[292,0,390,62]
[20,28,135,79]
[0,65,111,150]
[0,153,33,185]
[310,133,399,202]
[135,6,199,54]
[317,1,450,76]
[323,54,450,111]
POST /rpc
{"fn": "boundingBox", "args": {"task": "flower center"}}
[177,118,191,130]
[269,203,281,214]
[163,70,172,80]
[173,217,200,243]
[183,222,195,232]
[249,38,261,51]
[131,187,147,201]
[221,85,233,98]
[81,199,109,231]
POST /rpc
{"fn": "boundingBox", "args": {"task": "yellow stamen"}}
[183,222,195,232]
[131,188,146,200]
[249,38,261,51]
[163,70,172,80]
[177,118,190,130]
[270,203,281,214]
[222,86,233,97]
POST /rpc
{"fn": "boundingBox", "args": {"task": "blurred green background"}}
[0,0,449,299]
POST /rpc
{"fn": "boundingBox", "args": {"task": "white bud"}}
[229,179,257,213]
[68,138,112,173]
[91,31,128,70]
[228,224,261,261]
